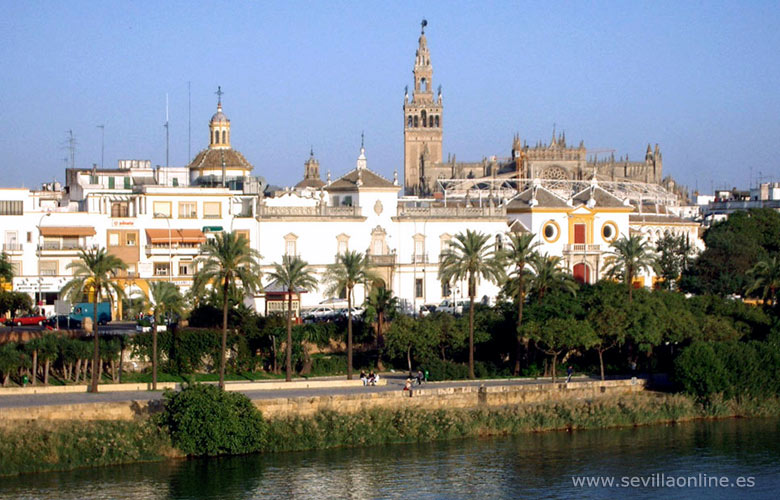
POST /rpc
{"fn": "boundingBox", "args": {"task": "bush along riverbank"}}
[4,385,780,477]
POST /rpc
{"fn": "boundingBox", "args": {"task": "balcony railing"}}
[397,205,506,218]
[145,243,202,255]
[38,243,96,252]
[257,205,363,218]
[2,243,23,252]
[368,254,396,266]
[563,244,601,253]
[410,253,430,264]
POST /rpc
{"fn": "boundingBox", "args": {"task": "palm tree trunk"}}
[628,270,634,302]
[90,292,100,393]
[514,277,525,376]
[468,279,475,380]
[118,339,124,384]
[376,311,384,371]
[44,358,50,386]
[31,350,37,386]
[286,288,293,382]
[347,286,353,380]
[219,278,229,390]
[152,317,158,390]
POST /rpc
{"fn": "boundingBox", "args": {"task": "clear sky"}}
[2,1,779,193]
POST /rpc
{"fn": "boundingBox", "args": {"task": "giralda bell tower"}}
[403,19,443,196]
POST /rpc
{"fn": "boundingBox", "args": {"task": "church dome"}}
[210,108,229,124]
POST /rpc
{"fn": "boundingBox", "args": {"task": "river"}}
[1,418,778,499]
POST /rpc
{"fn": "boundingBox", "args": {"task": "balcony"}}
[257,205,363,218]
[2,243,23,253]
[410,253,430,264]
[144,243,203,256]
[368,253,396,266]
[396,205,506,219]
[37,243,97,254]
[563,244,601,254]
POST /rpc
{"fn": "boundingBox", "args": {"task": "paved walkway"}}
[0,374,616,410]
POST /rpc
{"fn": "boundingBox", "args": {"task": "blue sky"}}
[2,1,779,193]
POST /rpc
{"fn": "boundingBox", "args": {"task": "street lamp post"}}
[37,212,51,314]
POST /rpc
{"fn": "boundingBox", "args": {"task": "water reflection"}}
[1,418,779,499]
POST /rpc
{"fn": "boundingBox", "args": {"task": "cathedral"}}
[403,22,666,197]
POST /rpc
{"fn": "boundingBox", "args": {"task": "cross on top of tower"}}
[215,86,224,106]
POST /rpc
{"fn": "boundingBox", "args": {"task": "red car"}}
[7,314,47,327]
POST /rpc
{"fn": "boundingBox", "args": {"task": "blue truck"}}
[70,302,112,325]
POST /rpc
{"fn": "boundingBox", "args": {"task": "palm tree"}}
[501,232,540,375]
[136,281,185,389]
[528,253,577,302]
[323,250,379,380]
[604,234,658,301]
[192,231,263,390]
[61,248,127,393]
[0,252,13,283]
[439,229,505,379]
[365,285,398,371]
[747,256,780,307]
[266,255,319,382]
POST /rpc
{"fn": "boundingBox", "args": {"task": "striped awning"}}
[145,228,206,244]
[40,226,96,237]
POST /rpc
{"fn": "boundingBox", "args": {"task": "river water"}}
[1,418,778,499]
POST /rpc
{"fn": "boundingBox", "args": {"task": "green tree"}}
[384,315,437,374]
[582,282,632,380]
[192,231,263,390]
[323,250,378,380]
[500,232,540,374]
[61,247,127,393]
[0,343,23,387]
[524,317,597,383]
[655,232,692,290]
[266,255,318,382]
[746,256,780,307]
[604,234,658,301]
[681,208,780,296]
[528,253,577,301]
[364,285,398,370]
[136,281,186,389]
[0,251,13,283]
[439,229,505,379]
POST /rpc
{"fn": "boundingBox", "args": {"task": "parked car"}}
[304,307,337,322]
[337,307,364,319]
[7,313,47,327]
[435,300,470,316]
[45,315,83,330]
[419,304,437,317]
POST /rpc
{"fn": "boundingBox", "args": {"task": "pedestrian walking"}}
[566,365,573,383]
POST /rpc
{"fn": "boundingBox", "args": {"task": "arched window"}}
[407,115,412,128]
[429,116,434,127]
[421,78,427,92]
[222,130,226,144]
[435,115,440,127]
[421,110,427,128]
[215,130,219,144]
[414,115,419,127]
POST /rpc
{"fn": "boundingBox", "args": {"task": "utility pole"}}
[65,130,77,169]
[164,94,170,168]
[188,81,192,163]
[97,124,105,169]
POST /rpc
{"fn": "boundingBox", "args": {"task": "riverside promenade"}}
[0,374,647,420]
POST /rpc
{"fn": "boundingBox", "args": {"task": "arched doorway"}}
[573,263,591,285]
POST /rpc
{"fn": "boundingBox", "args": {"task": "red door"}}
[573,263,589,284]
[574,224,586,244]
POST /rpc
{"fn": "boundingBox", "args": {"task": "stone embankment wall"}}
[1,378,646,421]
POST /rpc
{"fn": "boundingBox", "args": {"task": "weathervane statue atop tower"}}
[421,19,427,34]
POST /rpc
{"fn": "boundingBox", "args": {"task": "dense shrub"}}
[674,341,780,400]
[158,384,267,456]
[421,358,470,381]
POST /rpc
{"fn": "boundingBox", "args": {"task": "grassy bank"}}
[3,392,780,476]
